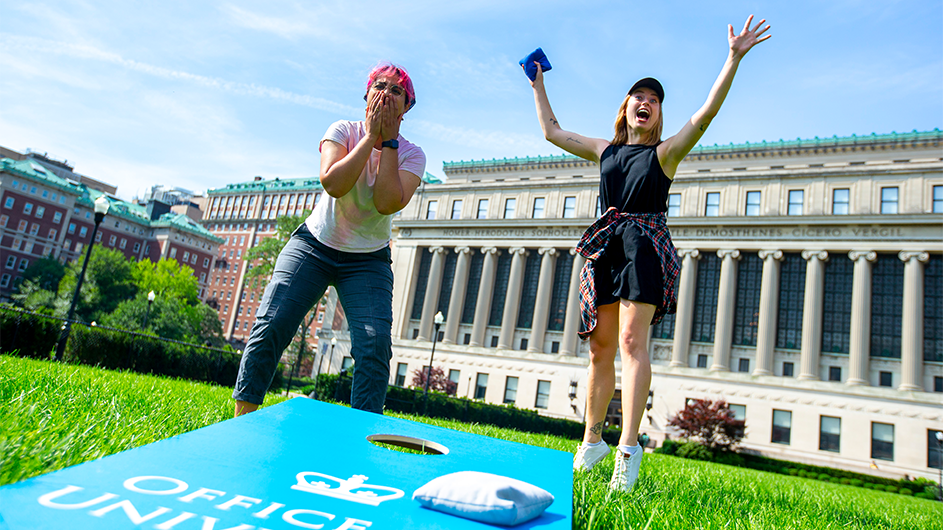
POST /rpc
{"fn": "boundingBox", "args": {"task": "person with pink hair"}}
[525,16,770,491]
[233,62,426,416]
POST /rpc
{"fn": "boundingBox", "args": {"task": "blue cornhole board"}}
[0,398,572,529]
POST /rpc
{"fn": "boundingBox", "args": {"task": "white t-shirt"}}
[306,120,426,252]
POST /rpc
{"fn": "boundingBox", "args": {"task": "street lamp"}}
[55,196,110,361]
[646,389,654,424]
[936,431,943,502]
[325,336,337,375]
[143,290,156,330]
[423,311,445,415]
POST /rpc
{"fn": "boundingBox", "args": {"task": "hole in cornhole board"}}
[367,434,449,455]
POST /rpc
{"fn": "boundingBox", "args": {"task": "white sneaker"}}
[609,447,643,492]
[573,442,610,472]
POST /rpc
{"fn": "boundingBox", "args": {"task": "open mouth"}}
[636,108,650,120]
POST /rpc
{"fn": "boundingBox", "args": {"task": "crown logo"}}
[291,472,405,506]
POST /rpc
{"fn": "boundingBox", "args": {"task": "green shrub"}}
[713,451,745,467]
[840,478,850,485]
[0,307,59,359]
[818,473,831,481]
[915,492,933,500]
[885,486,898,494]
[850,479,862,487]
[677,441,714,461]
[829,477,841,484]
[654,439,681,455]
[787,468,799,476]
[863,483,873,489]
[298,384,317,396]
[899,488,912,496]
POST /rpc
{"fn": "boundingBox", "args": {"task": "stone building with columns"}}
[346,130,943,480]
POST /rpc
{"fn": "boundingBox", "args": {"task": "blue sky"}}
[1,1,940,201]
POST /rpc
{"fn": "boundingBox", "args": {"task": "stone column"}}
[417,247,447,341]
[798,251,829,380]
[527,248,558,353]
[671,249,701,367]
[498,247,529,349]
[754,250,784,376]
[443,247,473,344]
[847,251,877,386]
[711,249,741,372]
[561,249,585,356]
[470,247,499,347]
[899,251,929,392]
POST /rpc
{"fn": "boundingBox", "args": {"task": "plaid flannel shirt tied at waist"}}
[576,207,681,339]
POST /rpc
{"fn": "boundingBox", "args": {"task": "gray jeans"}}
[233,224,394,413]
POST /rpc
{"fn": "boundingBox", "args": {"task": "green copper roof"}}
[443,129,943,170]
[1,157,84,193]
[151,212,224,242]
[423,171,444,184]
[207,176,323,195]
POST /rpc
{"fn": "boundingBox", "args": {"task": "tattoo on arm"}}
[550,118,558,126]
[699,124,708,132]
[565,137,582,145]
[589,422,603,435]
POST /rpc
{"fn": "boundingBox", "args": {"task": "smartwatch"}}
[381,139,399,149]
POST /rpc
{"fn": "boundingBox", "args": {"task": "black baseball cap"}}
[628,77,664,103]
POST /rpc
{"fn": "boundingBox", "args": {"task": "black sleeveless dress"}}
[594,143,672,307]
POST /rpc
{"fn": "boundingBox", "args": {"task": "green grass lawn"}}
[2,354,940,529]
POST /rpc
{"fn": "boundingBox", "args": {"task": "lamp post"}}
[936,431,943,502]
[55,196,110,361]
[325,336,337,375]
[645,389,654,424]
[143,290,156,330]
[423,312,445,415]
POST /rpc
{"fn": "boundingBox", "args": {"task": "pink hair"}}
[366,62,416,111]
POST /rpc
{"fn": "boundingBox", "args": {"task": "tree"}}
[411,366,458,395]
[56,246,137,322]
[18,256,66,291]
[667,399,745,452]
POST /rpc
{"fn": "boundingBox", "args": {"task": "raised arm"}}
[373,93,421,215]
[319,91,386,198]
[528,63,609,163]
[659,15,771,176]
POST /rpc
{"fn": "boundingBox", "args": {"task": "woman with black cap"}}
[525,15,770,492]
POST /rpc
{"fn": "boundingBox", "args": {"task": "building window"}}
[871,423,894,461]
[463,333,471,345]
[696,354,708,368]
[776,253,805,349]
[547,251,574,332]
[871,254,904,359]
[782,362,794,377]
[425,201,437,219]
[926,256,943,363]
[0,274,9,287]
[551,341,559,353]
[17,220,27,232]
[488,250,513,326]
[519,338,528,350]
[395,363,408,387]
[879,371,892,387]
[935,376,942,392]
[516,252,541,330]
[108,235,116,246]
[667,193,681,217]
[562,196,576,218]
[595,195,602,217]
[823,256,854,354]
[448,369,460,388]
[532,197,545,218]
[832,188,850,214]
[745,191,760,216]
[23,203,33,215]
[17,259,28,272]
[880,187,898,214]
[737,358,750,373]
[705,192,720,216]
[820,416,841,452]
[409,249,433,320]
[35,206,45,218]
[474,373,488,400]
[435,251,458,320]
[534,380,552,409]
[693,253,721,343]
[771,410,791,445]
[476,199,489,219]
[68,223,76,234]
[79,227,87,238]
[4,256,15,269]
[929,430,943,469]
[503,198,516,219]
[3,197,13,209]
[490,336,499,347]
[450,200,463,219]
[733,253,762,346]
[503,376,518,404]
[933,186,943,213]
[341,357,354,372]
[652,312,676,340]
[48,228,57,239]
[787,190,804,215]
[728,404,746,421]
[120,239,127,249]
[828,366,841,382]
[461,252,484,324]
